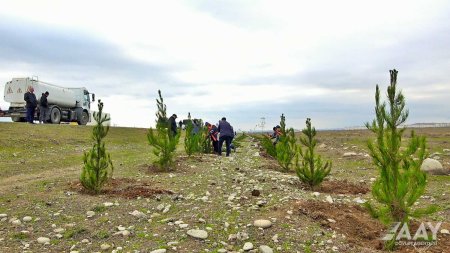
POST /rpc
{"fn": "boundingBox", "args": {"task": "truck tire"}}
[78,111,89,125]
[12,116,26,122]
[50,107,61,124]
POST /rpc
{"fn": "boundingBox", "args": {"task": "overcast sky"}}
[1,0,449,130]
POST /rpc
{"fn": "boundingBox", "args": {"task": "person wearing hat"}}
[39,91,49,124]
[168,114,178,137]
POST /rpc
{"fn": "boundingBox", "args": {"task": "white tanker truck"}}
[1,77,95,125]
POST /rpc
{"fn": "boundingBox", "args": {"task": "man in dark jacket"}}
[168,114,178,137]
[39,91,49,124]
[218,117,234,156]
[24,86,38,124]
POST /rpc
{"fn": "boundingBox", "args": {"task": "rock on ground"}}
[421,158,449,175]
[253,219,272,228]
[37,237,50,244]
[259,245,274,253]
[150,249,167,253]
[187,229,208,239]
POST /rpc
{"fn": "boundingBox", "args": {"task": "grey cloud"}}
[0,16,188,98]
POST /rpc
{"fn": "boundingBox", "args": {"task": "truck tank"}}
[4,77,85,108]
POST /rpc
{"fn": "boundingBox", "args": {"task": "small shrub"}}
[295,118,331,189]
[80,100,114,194]
[260,134,277,158]
[201,125,212,153]
[364,69,437,249]
[276,114,296,172]
[147,90,180,170]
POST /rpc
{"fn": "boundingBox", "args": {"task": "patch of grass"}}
[63,227,87,239]
[12,232,29,240]
[95,230,110,239]
[92,205,107,213]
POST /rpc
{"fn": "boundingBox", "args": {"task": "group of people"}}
[168,113,236,157]
[23,86,50,124]
[206,117,235,157]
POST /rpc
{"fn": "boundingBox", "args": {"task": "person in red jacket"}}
[205,122,219,153]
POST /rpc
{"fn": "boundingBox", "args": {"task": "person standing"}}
[24,86,38,124]
[168,114,178,137]
[39,91,49,124]
[218,117,234,156]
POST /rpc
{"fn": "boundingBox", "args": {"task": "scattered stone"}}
[243,242,254,251]
[187,229,208,239]
[318,143,327,149]
[86,211,95,218]
[253,219,272,228]
[37,237,50,244]
[421,158,449,175]
[327,218,336,223]
[326,195,333,204]
[81,239,90,243]
[0,214,7,218]
[343,152,357,157]
[332,246,339,252]
[156,204,165,211]
[150,249,166,253]
[353,197,367,204]
[54,228,65,233]
[129,210,147,219]
[259,245,274,253]
[100,243,111,250]
[11,219,21,225]
[179,223,189,228]
[287,210,293,215]
[272,234,279,243]
[22,216,32,222]
[253,152,260,157]
[370,177,376,182]
[312,192,320,197]
[162,205,171,214]
[103,202,114,207]
[440,229,450,235]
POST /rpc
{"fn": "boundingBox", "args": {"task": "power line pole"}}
[260,117,265,133]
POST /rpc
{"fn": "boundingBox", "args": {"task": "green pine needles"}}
[296,118,331,189]
[147,90,180,170]
[80,100,114,194]
[276,114,297,172]
[364,69,437,227]
[260,135,277,158]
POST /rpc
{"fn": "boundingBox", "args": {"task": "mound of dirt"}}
[296,200,450,252]
[317,179,370,195]
[68,178,174,199]
[296,199,385,250]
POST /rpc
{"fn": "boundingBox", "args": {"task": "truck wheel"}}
[78,111,89,125]
[50,107,61,124]
[12,117,26,122]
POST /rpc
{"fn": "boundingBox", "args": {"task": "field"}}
[0,122,449,253]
